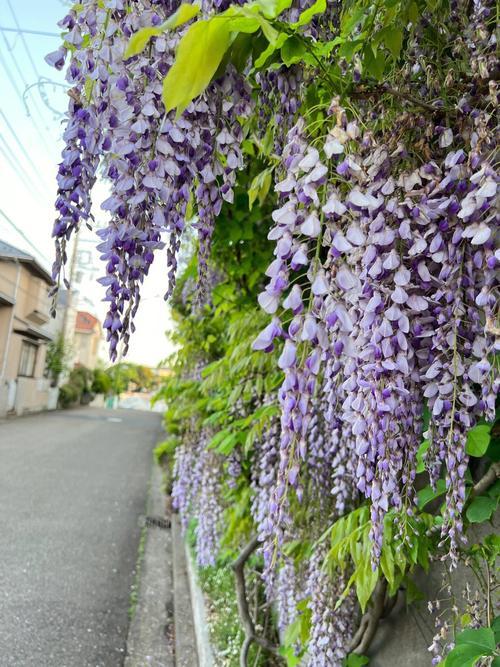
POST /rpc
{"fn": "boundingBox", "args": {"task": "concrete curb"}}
[125,463,174,667]
[171,516,198,666]
[185,544,215,667]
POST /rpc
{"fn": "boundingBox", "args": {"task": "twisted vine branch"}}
[349,580,390,655]
[231,536,280,667]
[473,462,500,496]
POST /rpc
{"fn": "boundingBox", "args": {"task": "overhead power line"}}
[0,208,52,268]
[3,1,66,135]
[0,134,47,202]
[6,0,43,79]
[0,26,60,38]
[0,109,51,193]
[0,29,57,152]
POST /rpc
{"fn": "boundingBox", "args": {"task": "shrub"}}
[58,382,80,408]
[45,335,70,387]
[92,368,112,395]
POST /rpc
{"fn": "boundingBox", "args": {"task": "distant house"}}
[74,310,102,369]
[0,240,56,417]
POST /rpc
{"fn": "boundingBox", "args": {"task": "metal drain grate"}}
[144,515,171,529]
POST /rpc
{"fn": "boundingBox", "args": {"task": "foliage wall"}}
[48,0,499,664]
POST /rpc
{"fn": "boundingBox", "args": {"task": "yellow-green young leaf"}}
[254,31,288,67]
[258,17,280,44]
[253,0,293,19]
[290,0,326,27]
[124,3,200,58]
[165,3,200,28]
[248,167,273,209]
[84,77,94,102]
[355,558,379,612]
[380,543,395,588]
[335,571,356,609]
[163,19,232,116]
[124,26,163,58]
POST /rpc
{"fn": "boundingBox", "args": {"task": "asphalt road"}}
[0,407,163,667]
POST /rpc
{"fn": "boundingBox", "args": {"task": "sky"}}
[0,0,175,367]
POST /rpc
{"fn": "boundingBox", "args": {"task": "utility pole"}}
[61,231,79,362]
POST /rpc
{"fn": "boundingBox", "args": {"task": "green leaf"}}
[444,644,486,667]
[253,31,288,67]
[248,166,272,207]
[466,424,491,457]
[229,32,254,72]
[492,616,500,644]
[163,19,232,116]
[340,5,365,37]
[416,438,430,473]
[290,0,326,27]
[378,26,403,58]
[466,496,496,523]
[338,38,363,61]
[417,478,447,509]
[405,577,424,604]
[408,1,419,22]
[355,558,379,612]
[279,645,302,667]
[207,428,231,449]
[84,77,94,103]
[486,436,500,462]
[253,0,293,19]
[124,4,200,58]
[281,35,307,66]
[380,542,395,588]
[455,626,496,652]
[363,44,385,80]
[343,655,369,667]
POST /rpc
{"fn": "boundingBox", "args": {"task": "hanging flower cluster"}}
[254,95,498,564]
[47,0,251,358]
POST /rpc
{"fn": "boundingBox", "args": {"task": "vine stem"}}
[231,536,280,667]
[349,580,389,655]
[472,462,500,495]
[349,85,440,114]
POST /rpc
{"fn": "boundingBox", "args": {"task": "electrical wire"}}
[6,0,43,79]
[0,33,56,157]
[0,135,47,202]
[0,26,59,38]
[0,208,52,267]
[0,109,52,193]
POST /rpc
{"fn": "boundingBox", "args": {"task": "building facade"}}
[0,241,57,418]
[73,310,102,369]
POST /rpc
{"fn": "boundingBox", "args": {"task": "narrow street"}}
[0,407,162,667]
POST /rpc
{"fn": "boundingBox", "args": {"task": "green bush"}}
[153,437,179,465]
[92,368,112,395]
[58,382,80,408]
[57,366,96,408]
[45,335,70,387]
[69,366,93,392]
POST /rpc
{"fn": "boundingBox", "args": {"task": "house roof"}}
[0,240,53,284]
[75,310,100,333]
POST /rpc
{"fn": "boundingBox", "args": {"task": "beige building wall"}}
[0,256,56,418]
[74,330,101,369]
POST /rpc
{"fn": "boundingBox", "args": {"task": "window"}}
[18,341,38,377]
